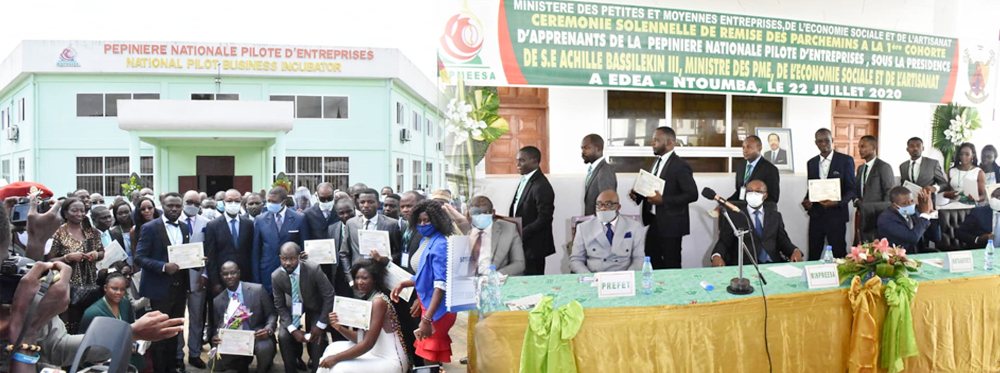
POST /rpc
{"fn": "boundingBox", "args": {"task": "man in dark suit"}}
[382,194,402,222]
[399,190,426,266]
[509,146,555,275]
[877,187,938,253]
[211,261,276,373]
[253,186,309,293]
[303,182,338,240]
[856,135,896,203]
[763,133,788,165]
[581,134,618,216]
[629,127,698,269]
[955,188,1000,248]
[713,180,803,266]
[802,128,858,259]
[134,192,190,373]
[341,188,403,276]
[728,135,780,203]
[326,197,355,296]
[900,137,949,195]
[206,189,255,293]
[272,243,334,373]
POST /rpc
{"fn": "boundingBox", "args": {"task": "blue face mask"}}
[416,224,437,237]
[217,203,225,212]
[266,202,283,214]
[897,204,916,216]
[471,214,493,230]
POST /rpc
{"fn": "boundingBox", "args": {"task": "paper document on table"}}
[333,296,373,330]
[385,262,414,302]
[98,241,128,269]
[766,264,804,278]
[633,169,665,198]
[217,329,254,356]
[505,293,544,311]
[357,230,390,257]
[902,181,923,197]
[304,239,338,264]
[808,179,842,202]
[167,242,205,269]
[920,258,944,269]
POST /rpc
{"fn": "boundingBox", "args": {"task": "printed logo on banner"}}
[440,4,485,64]
[56,45,80,67]
[962,45,995,104]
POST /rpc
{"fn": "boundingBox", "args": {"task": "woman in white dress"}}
[944,142,987,204]
[317,258,408,373]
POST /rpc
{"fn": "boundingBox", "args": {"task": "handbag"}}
[70,283,102,306]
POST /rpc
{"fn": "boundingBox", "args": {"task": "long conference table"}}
[470,251,1000,372]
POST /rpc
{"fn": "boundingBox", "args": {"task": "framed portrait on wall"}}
[756,128,793,173]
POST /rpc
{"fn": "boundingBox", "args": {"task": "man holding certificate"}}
[342,188,403,278]
[211,261,277,373]
[802,128,857,259]
[273,243,335,373]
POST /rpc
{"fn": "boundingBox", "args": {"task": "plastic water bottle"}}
[641,257,654,295]
[486,265,503,312]
[821,245,835,264]
[985,240,995,271]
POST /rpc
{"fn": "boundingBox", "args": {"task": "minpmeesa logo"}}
[963,45,995,104]
[440,3,484,64]
[57,45,80,67]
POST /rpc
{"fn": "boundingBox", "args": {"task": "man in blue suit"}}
[802,128,857,259]
[878,187,938,253]
[956,188,1000,248]
[253,186,309,292]
[134,192,190,373]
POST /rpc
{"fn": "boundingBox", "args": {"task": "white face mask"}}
[745,192,765,209]
[319,201,335,212]
[225,202,241,216]
[201,209,219,220]
[990,197,1000,212]
[596,210,617,223]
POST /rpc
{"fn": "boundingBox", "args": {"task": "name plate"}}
[595,271,636,298]
[802,264,840,289]
[943,251,974,272]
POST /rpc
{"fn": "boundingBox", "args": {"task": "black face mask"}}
[247,206,263,217]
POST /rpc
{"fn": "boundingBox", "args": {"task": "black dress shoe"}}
[460,357,469,364]
[295,359,307,371]
[188,357,207,369]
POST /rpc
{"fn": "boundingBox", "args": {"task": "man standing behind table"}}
[856,135,895,204]
[272,243,334,373]
[581,134,617,216]
[180,190,212,369]
[509,146,556,275]
[802,128,857,259]
[253,186,309,293]
[728,135,780,203]
[712,180,803,266]
[211,261,277,373]
[570,190,645,273]
[763,133,788,165]
[900,137,948,198]
[629,127,698,269]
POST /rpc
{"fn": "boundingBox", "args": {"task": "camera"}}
[10,197,52,225]
[0,254,36,304]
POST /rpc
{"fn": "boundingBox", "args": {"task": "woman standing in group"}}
[80,266,146,370]
[391,199,456,367]
[109,200,134,263]
[980,145,998,185]
[129,196,160,254]
[944,142,987,204]
[47,196,105,334]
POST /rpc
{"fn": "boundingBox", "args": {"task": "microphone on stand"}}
[701,188,740,212]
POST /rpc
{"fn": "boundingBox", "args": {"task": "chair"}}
[68,317,134,373]
[858,201,891,243]
[937,208,974,251]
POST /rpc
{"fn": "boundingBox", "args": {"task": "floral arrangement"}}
[443,76,509,201]
[931,103,981,170]
[120,173,142,197]
[222,302,252,330]
[272,172,292,192]
[836,238,921,284]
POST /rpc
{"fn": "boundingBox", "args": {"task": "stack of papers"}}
[766,265,804,278]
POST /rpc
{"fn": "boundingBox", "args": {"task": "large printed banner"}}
[439,0,997,106]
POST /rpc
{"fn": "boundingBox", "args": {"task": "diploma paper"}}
[808,179,842,202]
[98,241,128,270]
[902,181,923,197]
[505,293,544,311]
[385,263,414,302]
[357,230,390,257]
[167,242,205,269]
[217,329,255,356]
[304,239,338,264]
[333,296,373,330]
[766,264,804,278]
[633,169,666,198]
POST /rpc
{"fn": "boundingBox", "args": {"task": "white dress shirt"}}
[512,169,538,216]
[819,153,834,179]
[361,213,380,231]
[283,264,328,333]
[225,213,240,238]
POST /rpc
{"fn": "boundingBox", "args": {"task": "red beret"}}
[0,181,54,201]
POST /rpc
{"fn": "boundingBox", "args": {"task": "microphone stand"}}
[720,207,759,295]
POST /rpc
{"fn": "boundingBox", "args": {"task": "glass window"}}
[731,95,783,147]
[104,94,131,117]
[133,93,160,100]
[427,118,433,137]
[18,99,25,122]
[280,156,349,192]
[396,103,405,125]
[607,91,666,147]
[413,112,421,132]
[426,163,434,189]
[609,156,729,173]
[297,157,322,173]
[216,93,239,101]
[140,156,153,174]
[191,93,214,100]
[413,160,422,190]
[1,160,9,181]
[323,157,349,174]
[324,175,349,192]
[105,157,129,174]
[77,94,104,117]
[322,96,348,119]
[396,158,405,192]
[76,176,103,195]
[76,156,154,196]
[77,157,103,174]
[671,93,726,147]
[17,158,24,181]
[297,96,321,118]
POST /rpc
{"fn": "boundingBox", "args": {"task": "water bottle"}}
[486,265,503,312]
[641,257,654,295]
[985,240,995,271]
[821,245,835,264]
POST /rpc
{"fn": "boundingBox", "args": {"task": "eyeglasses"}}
[318,196,334,203]
[596,202,620,209]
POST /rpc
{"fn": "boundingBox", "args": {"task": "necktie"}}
[403,228,411,248]
[993,213,999,239]
[471,233,483,275]
[229,218,238,248]
[605,223,614,244]
[744,162,753,184]
[323,211,329,219]
[585,164,593,187]
[906,215,914,229]
[364,219,371,230]
[512,177,528,217]
[652,157,662,175]
[275,213,282,231]
[187,217,194,235]
[771,152,776,163]
[910,161,917,182]
[101,230,112,248]
[754,211,772,263]
[290,273,301,328]
[861,164,869,195]
[232,290,240,305]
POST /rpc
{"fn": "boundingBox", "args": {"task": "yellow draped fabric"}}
[473,275,1000,373]
[848,276,886,373]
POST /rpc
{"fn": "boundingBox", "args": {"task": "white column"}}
[128,133,141,176]
[152,143,160,194]
[274,132,287,176]
[264,144,274,190]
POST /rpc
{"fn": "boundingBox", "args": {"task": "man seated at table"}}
[211,261,277,373]
[712,180,803,266]
[956,188,1000,248]
[468,195,525,276]
[569,190,645,273]
[877,186,940,253]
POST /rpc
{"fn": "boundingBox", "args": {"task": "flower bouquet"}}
[836,238,921,284]
[208,301,253,368]
[931,103,981,170]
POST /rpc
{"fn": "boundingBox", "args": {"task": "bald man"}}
[569,190,646,273]
[272,243,334,373]
[712,180,803,266]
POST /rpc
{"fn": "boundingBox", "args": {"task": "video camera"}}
[0,254,37,304]
[10,196,52,225]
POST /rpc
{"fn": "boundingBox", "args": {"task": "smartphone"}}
[10,203,30,224]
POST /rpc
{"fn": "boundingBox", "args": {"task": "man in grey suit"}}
[211,261,276,373]
[468,196,525,276]
[763,133,788,165]
[856,135,896,203]
[900,137,949,194]
[570,190,646,273]
[272,243,334,373]
[340,188,403,277]
[581,134,617,216]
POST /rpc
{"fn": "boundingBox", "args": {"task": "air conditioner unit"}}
[400,128,412,143]
[436,142,444,152]
[5,126,18,141]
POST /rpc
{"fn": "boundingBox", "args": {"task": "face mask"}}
[319,201,335,212]
[225,202,242,215]
[201,209,219,220]
[472,214,493,229]
[897,204,916,216]
[183,205,200,217]
[416,224,437,237]
[217,203,225,212]
[990,197,1000,212]
[745,192,765,209]
[266,202,283,214]
[596,210,617,223]
[247,206,263,217]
